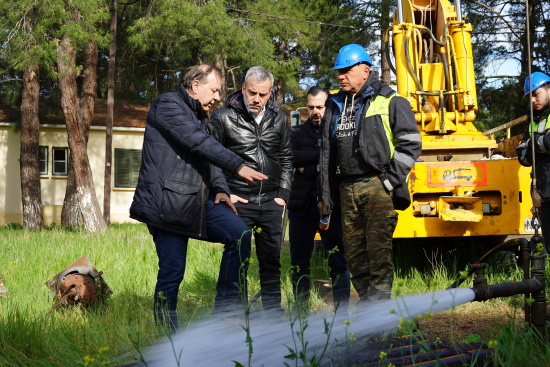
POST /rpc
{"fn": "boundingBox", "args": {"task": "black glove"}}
[533,132,549,153]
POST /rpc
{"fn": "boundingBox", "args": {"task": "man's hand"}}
[230,194,249,204]
[274,197,286,206]
[238,165,268,184]
[214,192,238,214]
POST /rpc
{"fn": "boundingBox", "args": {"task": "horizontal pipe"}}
[472,278,544,302]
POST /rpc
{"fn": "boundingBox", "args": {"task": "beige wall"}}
[0,123,144,226]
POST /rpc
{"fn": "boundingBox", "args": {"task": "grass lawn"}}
[1,224,549,366]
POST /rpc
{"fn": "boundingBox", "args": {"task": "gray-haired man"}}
[210,66,293,314]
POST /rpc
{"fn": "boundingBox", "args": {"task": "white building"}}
[0,97,148,225]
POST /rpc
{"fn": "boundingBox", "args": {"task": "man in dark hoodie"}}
[319,45,421,302]
[210,66,293,314]
[130,64,267,331]
[288,86,350,309]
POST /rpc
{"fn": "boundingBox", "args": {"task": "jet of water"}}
[142,288,475,366]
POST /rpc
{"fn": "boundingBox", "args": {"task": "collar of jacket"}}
[303,118,321,132]
[535,105,550,123]
[225,89,280,119]
[177,84,208,120]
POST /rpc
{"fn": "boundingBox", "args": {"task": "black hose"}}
[447,237,528,289]
[384,38,397,75]
[404,36,425,95]
[439,50,451,110]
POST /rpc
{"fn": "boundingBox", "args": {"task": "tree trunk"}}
[57,37,106,232]
[214,54,228,111]
[104,0,118,225]
[61,163,81,226]
[20,63,44,230]
[274,80,284,105]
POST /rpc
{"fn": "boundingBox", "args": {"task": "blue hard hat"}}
[524,72,550,96]
[333,44,373,70]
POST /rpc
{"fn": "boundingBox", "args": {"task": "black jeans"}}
[227,198,285,311]
[289,203,350,305]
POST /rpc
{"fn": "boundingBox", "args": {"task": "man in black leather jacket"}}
[210,66,293,313]
[288,86,350,309]
[130,64,266,331]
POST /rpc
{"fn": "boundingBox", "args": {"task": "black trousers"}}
[233,198,285,310]
[289,204,350,305]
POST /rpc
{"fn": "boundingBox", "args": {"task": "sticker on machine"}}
[427,162,488,187]
[524,217,540,233]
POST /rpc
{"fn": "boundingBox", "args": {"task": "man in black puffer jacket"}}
[210,66,293,314]
[130,64,266,331]
[288,86,350,309]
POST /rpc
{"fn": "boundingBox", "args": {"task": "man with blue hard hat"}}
[319,44,421,302]
[517,71,550,251]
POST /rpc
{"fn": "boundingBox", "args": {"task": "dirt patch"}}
[419,300,524,343]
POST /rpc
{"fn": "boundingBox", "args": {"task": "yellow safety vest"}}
[529,114,550,133]
[364,93,397,158]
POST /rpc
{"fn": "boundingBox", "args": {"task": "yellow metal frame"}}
[390,0,533,239]
[394,159,534,238]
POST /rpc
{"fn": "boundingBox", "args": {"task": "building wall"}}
[0,123,144,226]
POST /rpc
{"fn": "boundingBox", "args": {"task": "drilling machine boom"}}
[389,0,533,238]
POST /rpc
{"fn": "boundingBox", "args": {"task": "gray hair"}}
[244,66,274,87]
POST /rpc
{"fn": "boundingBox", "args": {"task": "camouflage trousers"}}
[339,177,398,301]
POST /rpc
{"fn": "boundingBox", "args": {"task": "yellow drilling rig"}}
[388,0,533,240]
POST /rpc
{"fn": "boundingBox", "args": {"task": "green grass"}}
[0,224,549,366]
[0,224,333,366]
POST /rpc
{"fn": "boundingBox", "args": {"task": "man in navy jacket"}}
[130,64,266,331]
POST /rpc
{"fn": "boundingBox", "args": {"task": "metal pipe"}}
[439,91,445,133]
[530,253,547,338]
[467,235,546,338]
[522,237,532,324]
[455,0,463,22]
[397,0,404,24]
[472,278,544,302]
[448,238,528,289]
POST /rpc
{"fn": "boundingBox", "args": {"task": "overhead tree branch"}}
[0,78,23,83]
[464,0,521,39]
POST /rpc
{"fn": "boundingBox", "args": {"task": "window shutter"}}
[115,149,142,188]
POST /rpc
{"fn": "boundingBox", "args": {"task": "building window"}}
[114,148,142,188]
[52,147,68,176]
[39,146,48,175]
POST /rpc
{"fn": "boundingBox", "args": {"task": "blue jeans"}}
[149,195,251,330]
[289,203,350,306]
